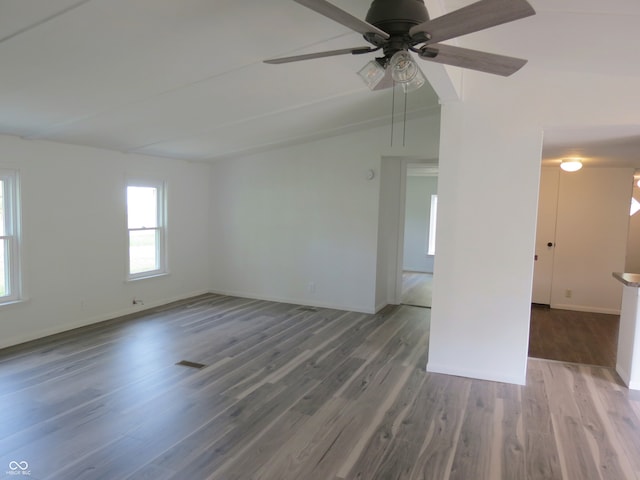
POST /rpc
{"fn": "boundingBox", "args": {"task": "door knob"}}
[547,242,554,247]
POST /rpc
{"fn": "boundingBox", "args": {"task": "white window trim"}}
[0,170,22,303]
[426,194,437,256]
[126,179,167,281]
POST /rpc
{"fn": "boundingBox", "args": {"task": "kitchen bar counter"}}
[613,272,640,389]
[613,272,640,288]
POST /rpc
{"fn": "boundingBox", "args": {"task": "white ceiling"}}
[542,126,640,170]
[1,0,640,163]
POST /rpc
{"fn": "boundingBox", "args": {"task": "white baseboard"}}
[375,301,398,313]
[616,363,631,387]
[207,288,376,314]
[615,364,640,390]
[427,361,526,386]
[0,289,209,350]
[550,303,621,315]
[402,268,433,274]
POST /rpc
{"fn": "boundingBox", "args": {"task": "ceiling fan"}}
[265,0,535,91]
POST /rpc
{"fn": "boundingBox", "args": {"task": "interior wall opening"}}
[529,126,640,368]
[400,162,438,309]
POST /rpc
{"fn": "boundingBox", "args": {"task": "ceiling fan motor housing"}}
[365,0,429,33]
[364,0,429,57]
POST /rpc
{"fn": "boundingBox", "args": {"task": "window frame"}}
[0,170,22,303]
[126,179,167,281]
[426,194,437,256]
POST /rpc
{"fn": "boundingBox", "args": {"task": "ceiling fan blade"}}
[409,0,535,44]
[418,43,527,76]
[264,46,376,64]
[294,0,389,40]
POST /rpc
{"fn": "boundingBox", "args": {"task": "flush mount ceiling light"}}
[560,159,583,172]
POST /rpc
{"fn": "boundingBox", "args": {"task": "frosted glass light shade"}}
[560,159,583,172]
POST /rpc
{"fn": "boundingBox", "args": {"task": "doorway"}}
[529,127,639,367]
[400,163,437,308]
[529,165,625,367]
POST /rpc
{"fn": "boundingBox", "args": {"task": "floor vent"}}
[298,307,319,312]
[176,360,207,369]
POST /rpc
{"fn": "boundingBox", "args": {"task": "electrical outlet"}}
[565,289,572,298]
[308,282,316,294]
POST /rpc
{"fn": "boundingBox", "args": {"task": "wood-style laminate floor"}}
[1,294,639,479]
[401,271,432,308]
[528,305,619,367]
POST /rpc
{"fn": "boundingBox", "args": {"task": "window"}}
[427,194,437,256]
[126,181,166,279]
[0,170,21,302]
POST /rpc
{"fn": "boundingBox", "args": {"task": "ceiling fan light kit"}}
[357,59,387,90]
[390,51,418,83]
[401,67,426,93]
[389,51,426,92]
[264,0,536,88]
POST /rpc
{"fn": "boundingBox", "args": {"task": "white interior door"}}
[532,167,559,304]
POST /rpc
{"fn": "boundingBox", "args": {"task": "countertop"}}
[613,272,640,288]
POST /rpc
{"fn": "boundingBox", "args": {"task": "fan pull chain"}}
[403,88,408,147]
[390,83,409,147]
[390,81,396,147]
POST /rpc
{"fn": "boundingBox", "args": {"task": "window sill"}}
[0,297,30,309]
[126,272,170,283]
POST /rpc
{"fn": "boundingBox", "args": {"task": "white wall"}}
[550,167,633,314]
[403,175,437,272]
[0,112,441,348]
[209,113,441,314]
[627,183,640,273]
[0,135,210,349]
[429,68,640,385]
